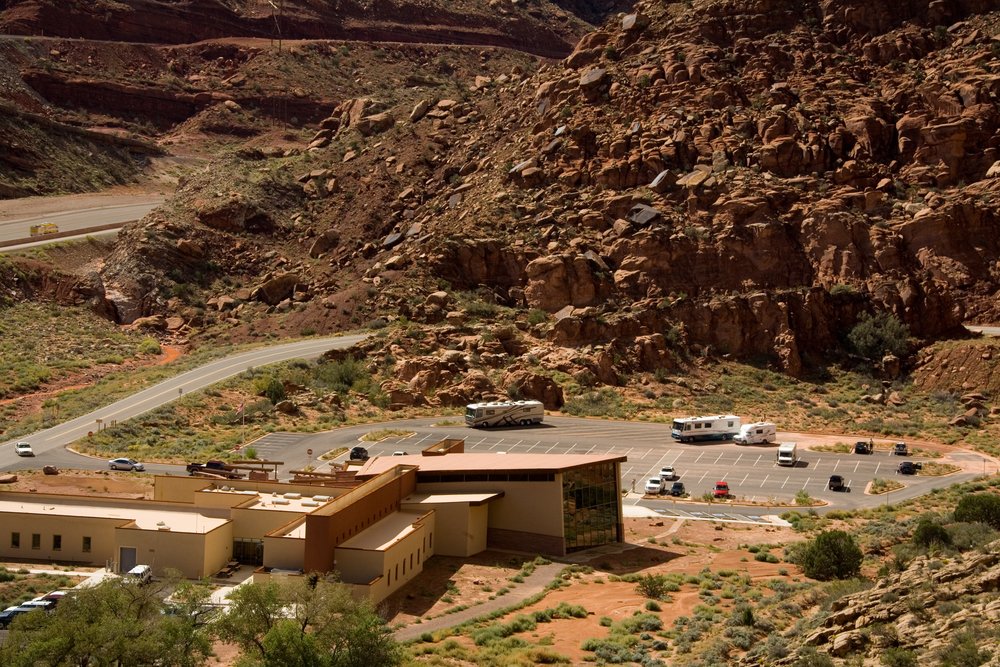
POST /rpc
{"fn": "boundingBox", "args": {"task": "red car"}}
[713,481,730,498]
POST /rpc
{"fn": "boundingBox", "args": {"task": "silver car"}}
[108,458,145,472]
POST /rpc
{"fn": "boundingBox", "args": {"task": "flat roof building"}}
[0,442,625,602]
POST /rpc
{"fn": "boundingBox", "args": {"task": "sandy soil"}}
[0,469,153,498]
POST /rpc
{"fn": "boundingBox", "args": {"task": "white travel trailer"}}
[733,422,777,445]
[670,415,741,443]
[465,400,545,427]
[776,442,799,466]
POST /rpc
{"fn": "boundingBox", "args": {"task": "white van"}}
[126,564,152,585]
[733,422,776,445]
[776,442,799,467]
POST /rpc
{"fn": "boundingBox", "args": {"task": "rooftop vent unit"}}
[283,492,302,499]
[313,495,331,502]
[272,498,290,505]
[158,526,171,531]
[301,500,319,507]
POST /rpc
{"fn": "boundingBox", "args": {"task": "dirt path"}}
[393,561,564,642]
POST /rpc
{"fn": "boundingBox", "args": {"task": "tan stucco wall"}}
[263,535,305,571]
[231,508,305,540]
[0,514,120,566]
[114,525,230,579]
[415,480,564,539]
[202,523,234,576]
[400,502,486,557]
[335,511,434,602]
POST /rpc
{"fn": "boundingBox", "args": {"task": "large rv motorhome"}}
[465,400,545,428]
[670,415,741,443]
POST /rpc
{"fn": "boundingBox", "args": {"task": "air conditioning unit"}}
[158,526,171,531]
[301,500,319,507]
[283,492,301,499]
[313,495,331,502]
[273,498,290,505]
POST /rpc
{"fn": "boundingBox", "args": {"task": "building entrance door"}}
[119,546,137,573]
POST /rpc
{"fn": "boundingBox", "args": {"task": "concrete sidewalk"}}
[393,561,564,643]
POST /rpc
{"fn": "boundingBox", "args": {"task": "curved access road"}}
[0,333,369,469]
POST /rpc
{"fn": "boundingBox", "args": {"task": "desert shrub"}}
[953,494,1000,529]
[252,375,286,404]
[881,647,919,667]
[645,600,661,612]
[619,613,663,633]
[793,646,835,667]
[635,574,668,600]
[526,308,548,325]
[848,311,910,359]
[947,522,999,551]
[137,337,161,355]
[728,603,755,627]
[798,530,863,581]
[312,356,371,395]
[471,615,537,646]
[911,519,951,548]
[936,626,992,666]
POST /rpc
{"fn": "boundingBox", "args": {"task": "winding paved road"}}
[0,334,369,469]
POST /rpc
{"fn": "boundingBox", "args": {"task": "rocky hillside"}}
[0,0,599,58]
[68,0,1000,410]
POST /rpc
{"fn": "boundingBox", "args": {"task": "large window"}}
[562,462,621,553]
[82,537,92,553]
[10,533,19,549]
[232,538,263,565]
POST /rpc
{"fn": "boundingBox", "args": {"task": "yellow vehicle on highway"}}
[29,222,59,236]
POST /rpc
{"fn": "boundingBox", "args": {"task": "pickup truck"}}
[186,460,244,479]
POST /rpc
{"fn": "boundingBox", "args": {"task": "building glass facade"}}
[562,462,621,552]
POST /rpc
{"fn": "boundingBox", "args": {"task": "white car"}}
[659,466,676,480]
[644,478,664,495]
[108,458,145,472]
[391,451,407,456]
[14,442,33,457]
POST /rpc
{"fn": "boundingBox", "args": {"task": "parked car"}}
[854,441,873,455]
[0,605,34,628]
[669,481,686,497]
[14,441,33,457]
[897,461,921,475]
[108,458,145,472]
[349,446,370,461]
[659,466,676,480]
[644,478,664,495]
[40,591,69,606]
[713,481,731,498]
[392,451,407,456]
[828,474,846,491]
[893,442,909,456]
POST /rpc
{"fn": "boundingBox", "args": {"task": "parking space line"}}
[735,454,743,466]
[714,453,723,464]
[754,455,761,466]
[760,475,769,487]
[740,473,748,484]
[695,452,705,463]
[781,476,789,488]
[854,461,860,473]
[803,476,812,489]
[697,471,708,484]
[545,442,559,453]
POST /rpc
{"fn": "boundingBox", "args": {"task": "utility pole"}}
[268,0,284,52]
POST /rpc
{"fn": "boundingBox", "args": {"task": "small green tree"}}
[911,519,951,549]
[253,375,286,404]
[848,311,910,359]
[953,494,1000,529]
[798,530,863,580]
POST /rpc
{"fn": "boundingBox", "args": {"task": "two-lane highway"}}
[0,198,164,246]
